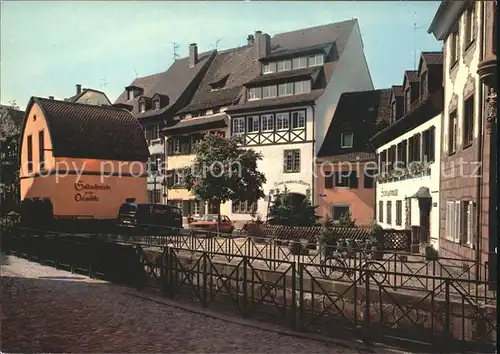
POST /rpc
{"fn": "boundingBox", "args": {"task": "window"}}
[291,111,306,129]
[396,201,402,226]
[364,169,376,189]
[333,172,350,187]
[191,134,202,150]
[150,154,163,172]
[232,117,245,135]
[192,200,203,216]
[308,53,324,66]
[396,140,407,168]
[261,114,274,132]
[292,56,307,69]
[422,127,435,163]
[145,124,160,141]
[294,80,311,94]
[263,62,276,74]
[139,102,146,113]
[247,116,259,133]
[463,95,474,147]
[464,4,475,45]
[448,110,458,154]
[248,87,261,100]
[404,88,411,113]
[391,101,397,122]
[332,205,349,223]
[446,200,463,243]
[277,60,291,72]
[276,112,290,130]
[262,85,277,98]
[386,201,392,225]
[168,137,181,155]
[378,201,384,223]
[154,100,160,110]
[459,200,476,245]
[128,90,134,100]
[148,189,161,204]
[380,150,387,175]
[278,83,294,96]
[27,135,33,172]
[420,71,428,97]
[449,29,459,65]
[324,172,334,189]
[232,201,257,214]
[341,132,353,148]
[38,130,45,170]
[284,149,300,173]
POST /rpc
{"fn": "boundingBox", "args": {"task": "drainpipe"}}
[475,0,485,279]
[311,103,316,207]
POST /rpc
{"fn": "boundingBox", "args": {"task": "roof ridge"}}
[272,18,357,38]
[34,96,130,113]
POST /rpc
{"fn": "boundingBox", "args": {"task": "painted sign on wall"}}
[74,180,111,202]
[381,189,398,197]
[274,180,311,187]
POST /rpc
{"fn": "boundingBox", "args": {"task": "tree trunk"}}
[216,201,221,237]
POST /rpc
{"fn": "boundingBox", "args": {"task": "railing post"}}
[363,268,372,345]
[242,257,248,317]
[298,263,304,332]
[202,253,208,307]
[291,261,297,331]
[444,279,451,341]
[161,246,169,296]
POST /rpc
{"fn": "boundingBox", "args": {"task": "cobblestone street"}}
[1,255,399,353]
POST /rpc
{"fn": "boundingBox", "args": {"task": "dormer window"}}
[391,101,397,122]
[277,60,292,72]
[420,71,428,97]
[209,74,229,90]
[341,132,353,148]
[263,62,276,74]
[404,88,411,113]
[248,87,262,100]
[292,57,307,69]
[154,99,160,110]
[128,90,135,100]
[139,102,146,113]
[308,53,324,67]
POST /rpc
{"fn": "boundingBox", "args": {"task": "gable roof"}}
[317,89,392,160]
[417,51,444,73]
[114,50,216,119]
[23,97,149,162]
[65,88,112,105]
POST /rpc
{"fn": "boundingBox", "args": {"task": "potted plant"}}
[369,221,384,260]
[316,215,338,258]
[422,243,439,260]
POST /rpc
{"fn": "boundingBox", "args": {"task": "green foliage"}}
[337,211,356,227]
[182,134,266,211]
[267,186,319,227]
[369,221,384,247]
[316,214,337,246]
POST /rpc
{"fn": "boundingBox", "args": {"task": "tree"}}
[182,134,266,231]
[337,211,356,227]
[0,104,21,212]
[267,185,319,226]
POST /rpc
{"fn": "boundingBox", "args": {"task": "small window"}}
[139,102,146,113]
[262,85,277,98]
[386,201,392,225]
[404,88,411,114]
[422,127,436,163]
[263,62,275,74]
[420,71,428,97]
[364,169,376,189]
[378,201,384,223]
[27,134,33,172]
[464,4,475,45]
[292,56,307,69]
[396,201,402,226]
[232,117,245,135]
[448,110,458,154]
[283,149,300,173]
[277,60,291,72]
[278,83,293,96]
[154,100,160,110]
[449,29,459,65]
[276,112,289,131]
[391,101,397,122]
[294,80,311,95]
[232,201,257,214]
[248,87,261,100]
[171,137,181,154]
[463,94,474,148]
[341,132,353,148]
[291,111,306,129]
[38,130,45,170]
[261,114,274,132]
[332,205,349,223]
[128,90,134,100]
[247,116,259,133]
[334,172,350,187]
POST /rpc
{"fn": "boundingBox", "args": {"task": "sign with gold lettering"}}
[381,189,398,197]
[74,180,111,202]
[274,180,311,187]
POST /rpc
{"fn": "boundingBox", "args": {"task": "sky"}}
[0,1,443,110]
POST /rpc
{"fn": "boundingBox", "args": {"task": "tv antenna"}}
[413,12,425,70]
[215,37,223,51]
[170,42,180,60]
[133,69,139,78]
[100,78,110,93]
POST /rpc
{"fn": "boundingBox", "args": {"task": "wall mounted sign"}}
[274,180,311,187]
[381,189,398,197]
[74,181,111,202]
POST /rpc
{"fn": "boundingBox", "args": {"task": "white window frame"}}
[283,149,301,173]
[261,114,274,132]
[276,112,290,131]
[139,102,146,113]
[128,90,134,100]
[292,56,307,69]
[294,80,311,95]
[314,53,324,66]
[192,200,201,215]
[154,99,160,110]
[172,137,181,154]
[232,117,245,135]
[248,87,261,100]
[247,116,259,133]
[341,132,354,148]
[278,83,293,97]
[291,111,306,129]
[262,85,277,99]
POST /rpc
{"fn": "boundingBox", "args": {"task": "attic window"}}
[128,90,135,100]
[341,132,353,148]
[209,75,229,91]
[139,102,146,113]
[154,99,160,110]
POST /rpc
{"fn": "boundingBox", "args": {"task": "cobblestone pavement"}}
[1,255,404,353]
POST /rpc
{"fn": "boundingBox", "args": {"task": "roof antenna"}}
[133,69,139,78]
[215,37,223,51]
[413,12,425,71]
[100,78,110,93]
[170,42,180,61]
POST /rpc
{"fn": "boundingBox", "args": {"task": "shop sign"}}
[274,180,311,187]
[74,180,111,202]
[381,189,398,197]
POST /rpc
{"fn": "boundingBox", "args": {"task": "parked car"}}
[189,214,234,236]
[117,201,182,235]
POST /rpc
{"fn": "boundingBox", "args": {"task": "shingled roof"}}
[23,97,149,162]
[114,50,216,119]
[317,89,392,160]
[422,51,444,66]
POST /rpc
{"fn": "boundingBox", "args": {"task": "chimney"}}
[255,32,271,59]
[247,34,255,45]
[48,96,54,100]
[76,84,82,94]
[189,43,198,68]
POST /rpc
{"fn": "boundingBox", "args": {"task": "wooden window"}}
[422,127,436,163]
[247,116,259,133]
[420,71,428,97]
[276,112,290,131]
[333,172,350,188]
[397,140,407,168]
[324,173,334,189]
[248,87,261,100]
[464,4,475,46]
[463,94,474,148]
[341,132,353,148]
[332,205,349,223]
[192,200,204,216]
[154,100,160,110]
[294,80,311,94]
[38,130,45,170]
[459,200,476,245]
[292,56,307,69]
[128,90,134,100]
[446,200,462,243]
[378,201,384,223]
[283,149,300,173]
[448,110,458,154]
[232,117,245,135]
[232,201,257,214]
[27,135,33,172]
[277,60,291,72]
[396,201,402,226]
[380,150,387,175]
[261,114,274,132]
[149,154,163,172]
[449,29,459,66]
[278,83,293,96]
[262,85,277,98]
[291,111,305,129]
[263,62,276,74]
[386,201,392,225]
[409,133,421,162]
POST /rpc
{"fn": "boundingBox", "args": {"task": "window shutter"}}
[324,175,333,189]
[445,202,450,239]
[455,201,461,243]
[349,173,358,188]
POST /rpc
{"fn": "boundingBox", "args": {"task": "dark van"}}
[117,201,182,235]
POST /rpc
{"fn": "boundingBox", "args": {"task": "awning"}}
[409,187,432,199]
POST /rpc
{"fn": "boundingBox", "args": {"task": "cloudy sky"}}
[1,1,442,110]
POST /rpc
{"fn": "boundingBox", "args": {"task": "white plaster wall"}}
[314,21,374,156]
[375,114,442,249]
[442,1,483,154]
